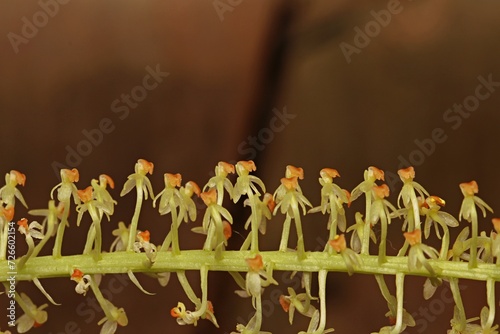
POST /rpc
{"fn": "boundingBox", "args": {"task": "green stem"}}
[126,182,144,252]
[379,213,388,265]
[169,198,180,255]
[361,194,372,255]
[52,199,70,258]
[33,201,57,258]
[328,195,338,239]
[449,277,466,332]
[292,196,305,260]
[248,191,259,254]
[89,275,114,320]
[279,215,292,252]
[409,191,421,231]
[191,265,208,318]
[4,251,500,282]
[469,208,478,269]
[255,291,263,331]
[316,270,328,333]
[486,277,495,328]
[17,235,34,270]
[0,220,8,260]
[177,270,201,308]
[391,273,405,334]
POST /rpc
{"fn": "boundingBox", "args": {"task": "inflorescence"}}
[1,160,499,334]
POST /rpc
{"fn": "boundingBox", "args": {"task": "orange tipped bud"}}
[201,188,217,206]
[460,181,478,196]
[329,234,347,252]
[492,218,500,234]
[404,229,421,246]
[223,221,232,240]
[263,193,276,212]
[138,159,154,175]
[17,218,28,229]
[170,308,180,318]
[368,166,385,181]
[138,230,151,242]
[398,167,415,181]
[186,181,201,197]
[2,206,14,221]
[11,170,26,186]
[99,174,115,189]
[320,168,340,180]
[246,254,264,272]
[279,295,290,312]
[281,177,298,191]
[71,268,84,280]
[286,165,304,180]
[165,173,182,188]
[62,168,79,183]
[373,184,390,199]
[237,160,256,172]
[77,186,93,202]
[218,161,235,175]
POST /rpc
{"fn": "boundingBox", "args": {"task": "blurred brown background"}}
[1,0,500,333]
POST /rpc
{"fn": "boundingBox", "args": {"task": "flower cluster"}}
[1,161,500,334]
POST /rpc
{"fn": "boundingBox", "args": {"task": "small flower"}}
[328,234,362,275]
[232,160,266,203]
[459,181,493,221]
[197,188,233,258]
[71,268,92,296]
[243,193,274,235]
[110,222,130,252]
[51,168,80,203]
[17,218,44,239]
[370,184,398,264]
[97,300,128,334]
[15,293,48,333]
[346,212,377,253]
[204,161,235,205]
[421,196,459,260]
[350,166,384,203]
[91,174,117,219]
[0,170,28,208]
[404,229,439,278]
[285,165,304,179]
[309,168,349,238]
[133,230,157,263]
[178,181,201,223]
[274,169,312,258]
[279,288,317,325]
[170,300,217,327]
[459,180,493,268]
[120,159,155,199]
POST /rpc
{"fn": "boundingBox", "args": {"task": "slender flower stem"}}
[470,208,479,269]
[449,277,466,332]
[391,273,405,334]
[248,191,259,254]
[52,199,69,258]
[177,271,201,308]
[169,197,181,255]
[485,277,495,328]
[291,197,305,260]
[89,275,114,320]
[127,182,144,252]
[361,195,372,255]
[328,196,337,240]
[279,215,292,252]
[316,270,328,333]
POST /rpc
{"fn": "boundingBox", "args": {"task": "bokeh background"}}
[1,0,500,333]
